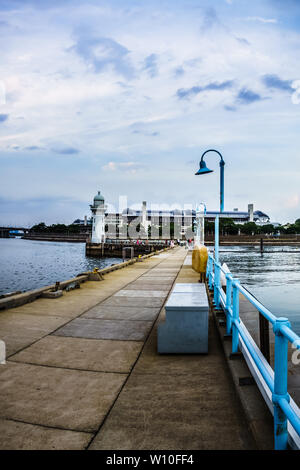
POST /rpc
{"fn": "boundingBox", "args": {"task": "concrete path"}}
[0,247,255,449]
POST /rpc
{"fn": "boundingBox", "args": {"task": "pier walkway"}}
[0,247,256,450]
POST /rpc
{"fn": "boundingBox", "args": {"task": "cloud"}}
[176,80,234,99]
[132,129,159,137]
[102,161,143,174]
[205,81,234,91]
[224,105,237,111]
[235,37,250,46]
[202,7,219,30]
[237,88,263,104]
[246,16,277,24]
[143,54,159,78]
[262,74,293,92]
[51,146,80,155]
[0,114,9,122]
[24,145,41,151]
[173,66,185,78]
[70,34,134,79]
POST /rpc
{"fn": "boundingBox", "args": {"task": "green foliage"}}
[240,222,259,235]
[30,222,82,234]
[259,224,275,234]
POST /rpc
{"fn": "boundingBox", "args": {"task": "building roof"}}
[93,191,104,204]
[253,210,269,218]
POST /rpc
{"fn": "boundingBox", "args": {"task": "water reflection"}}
[219,246,300,334]
[0,238,121,295]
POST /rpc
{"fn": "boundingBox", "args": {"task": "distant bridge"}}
[0,227,30,238]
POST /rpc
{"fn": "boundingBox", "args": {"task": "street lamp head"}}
[195,159,213,176]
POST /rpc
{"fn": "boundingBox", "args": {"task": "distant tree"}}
[285,224,297,234]
[48,224,68,233]
[240,222,259,235]
[30,222,83,234]
[259,224,275,235]
[30,222,47,232]
[204,221,214,235]
[68,224,81,234]
[219,218,238,235]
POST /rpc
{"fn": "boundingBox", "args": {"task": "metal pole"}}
[214,216,220,308]
[214,263,220,309]
[273,317,290,450]
[215,215,219,263]
[225,273,233,335]
[220,160,225,213]
[232,279,240,354]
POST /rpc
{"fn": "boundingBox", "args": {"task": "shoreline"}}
[0,247,173,311]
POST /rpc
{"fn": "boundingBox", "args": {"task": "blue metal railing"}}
[206,250,300,450]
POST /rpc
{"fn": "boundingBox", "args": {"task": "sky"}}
[1,0,300,226]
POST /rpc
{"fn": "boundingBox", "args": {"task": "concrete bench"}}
[157,283,209,354]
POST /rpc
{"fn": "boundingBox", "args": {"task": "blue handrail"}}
[206,252,300,450]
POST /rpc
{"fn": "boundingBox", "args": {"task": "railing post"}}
[272,317,291,450]
[206,255,211,279]
[214,215,219,263]
[214,262,220,309]
[232,279,240,353]
[208,257,213,290]
[225,273,233,335]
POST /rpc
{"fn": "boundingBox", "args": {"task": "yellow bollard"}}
[192,245,208,282]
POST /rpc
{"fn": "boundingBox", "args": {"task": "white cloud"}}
[102,161,143,174]
[246,16,277,24]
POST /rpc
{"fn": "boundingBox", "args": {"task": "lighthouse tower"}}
[90,191,106,243]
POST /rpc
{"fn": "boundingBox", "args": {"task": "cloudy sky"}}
[1,0,300,226]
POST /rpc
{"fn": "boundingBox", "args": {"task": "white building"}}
[90,191,106,243]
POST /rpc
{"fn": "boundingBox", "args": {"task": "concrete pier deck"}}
[0,247,256,450]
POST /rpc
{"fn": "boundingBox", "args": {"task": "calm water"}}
[219,246,300,334]
[0,238,121,295]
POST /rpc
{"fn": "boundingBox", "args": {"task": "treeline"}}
[204,218,300,236]
[30,222,86,234]
[30,218,300,237]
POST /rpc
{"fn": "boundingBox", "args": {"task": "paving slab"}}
[0,418,93,450]
[54,317,153,341]
[149,269,179,273]
[89,373,254,450]
[121,284,170,291]
[10,335,143,373]
[4,294,113,319]
[0,362,125,432]
[129,280,173,287]
[100,297,164,308]
[139,276,176,281]
[0,312,69,356]
[83,306,161,322]
[113,290,167,298]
